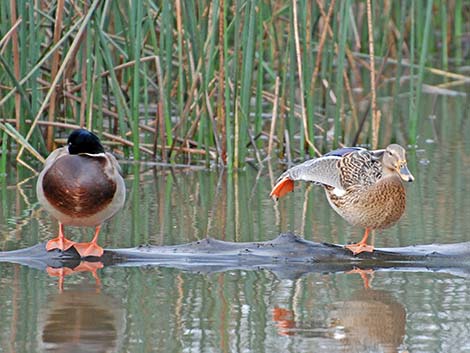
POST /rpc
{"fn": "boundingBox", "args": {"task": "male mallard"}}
[270,144,414,254]
[37,129,126,257]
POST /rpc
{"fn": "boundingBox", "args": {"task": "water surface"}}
[1,94,470,352]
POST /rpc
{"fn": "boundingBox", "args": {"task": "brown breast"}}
[42,155,116,218]
[326,175,406,229]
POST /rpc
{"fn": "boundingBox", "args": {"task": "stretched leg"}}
[344,228,374,255]
[46,223,76,252]
[74,225,104,258]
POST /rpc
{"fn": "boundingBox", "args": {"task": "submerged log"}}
[2,233,470,279]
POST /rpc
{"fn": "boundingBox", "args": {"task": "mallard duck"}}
[36,129,126,257]
[270,144,414,254]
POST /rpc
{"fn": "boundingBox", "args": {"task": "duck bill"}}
[398,164,414,182]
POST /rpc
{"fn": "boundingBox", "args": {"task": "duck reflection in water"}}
[38,279,125,353]
[46,261,104,293]
[329,287,406,353]
[272,306,296,336]
[272,276,406,353]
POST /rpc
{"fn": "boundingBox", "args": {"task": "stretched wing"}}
[278,147,374,189]
[270,156,344,199]
[270,147,385,199]
[280,156,343,188]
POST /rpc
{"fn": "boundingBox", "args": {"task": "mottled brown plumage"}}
[270,144,414,254]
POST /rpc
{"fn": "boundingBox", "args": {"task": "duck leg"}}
[73,225,104,258]
[344,228,374,255]
[346,268,375,289]
[46,266,75,293]
[46,223,76,252]
[72,261,103,291]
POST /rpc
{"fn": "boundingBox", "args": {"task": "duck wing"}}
[280,156,344,188]
[324,146,366,157]
[337,149,383,189]
[275,147,371,190]
[270,147,384,199]
[270,155,344,199]
[42,147,69,171]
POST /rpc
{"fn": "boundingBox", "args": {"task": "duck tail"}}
[270,177,294,200]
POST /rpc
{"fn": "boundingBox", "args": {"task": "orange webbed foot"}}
[46,262,103,292]
[73,261,104,273]
[73,261,104,290]
[46,237,76,252]
[346,268,375,288]
[73,242,104,258]
[344,243,374,255]
[270,177,294,200]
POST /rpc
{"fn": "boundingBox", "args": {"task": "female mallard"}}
[270,144,414,254]
[37,129,126,257]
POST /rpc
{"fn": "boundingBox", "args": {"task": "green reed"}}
[454,0,463,65]
[334,0,349,147]
[0,131,7,175]
[409,0,434,145]
[0,0,468,170]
